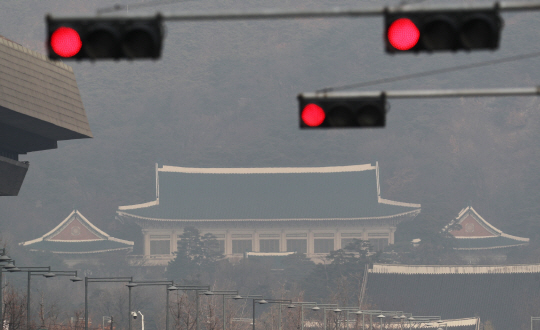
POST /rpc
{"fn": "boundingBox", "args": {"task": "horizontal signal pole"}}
[123,1,540,21]
[52,1,540,21]
[299,86,540,100]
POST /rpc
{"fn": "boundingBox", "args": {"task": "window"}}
[150,240,170,255]
[232,240,252,254]
[287,239,307,253]
[260,239,280,252]
[314,239,334,253]
[369,238,389,251]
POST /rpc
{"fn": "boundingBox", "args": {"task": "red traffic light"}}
[298,95,386,129]
[385,9,502,53]
[301,104,326,127]
[387,18,420,51]
[47,15,164,60]
[50,27,82,58]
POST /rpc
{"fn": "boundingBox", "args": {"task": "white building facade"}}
[117,163,421,264]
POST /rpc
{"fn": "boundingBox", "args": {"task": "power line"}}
[316,50,540,93]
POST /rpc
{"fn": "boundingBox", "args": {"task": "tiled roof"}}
[443,206,529,250]
[0,37,92,141]
[364,264,540,330]
[23,240,132,254]
[20,210,133,254]
[118,163,421,221]
[455,236,529,250]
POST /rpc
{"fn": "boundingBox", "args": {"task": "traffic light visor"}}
[50,27,82,58]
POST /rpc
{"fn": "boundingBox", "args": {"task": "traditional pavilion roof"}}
[442,206,529,250]
[364,264,540,330]
[117,163,421,222]
[20,210,133,254]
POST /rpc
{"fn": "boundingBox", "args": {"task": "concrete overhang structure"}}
[0,36,92,196]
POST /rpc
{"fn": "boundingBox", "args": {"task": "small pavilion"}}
[442,206,529,263]
[20,210,133,267]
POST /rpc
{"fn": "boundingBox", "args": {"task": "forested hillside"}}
[1,0,540,260]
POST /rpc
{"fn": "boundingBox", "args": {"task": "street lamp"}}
[168,284,210,330]
[127,280,189,330]
[198,290,238,330]
[0,251,12,321]
[85,277,133,330]
[280,302,318,330]
[377,314,385,330]
[308,304,338,330]
[7,265,60,330]
[0,248,12,330]
[252,299,291,330]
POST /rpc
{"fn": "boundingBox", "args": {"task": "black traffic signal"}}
[384,8,502,53]
[46,14,164,60]
[298,94,386,128]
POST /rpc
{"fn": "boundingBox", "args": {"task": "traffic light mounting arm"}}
[299,86,540,100]
[51,1,540,23]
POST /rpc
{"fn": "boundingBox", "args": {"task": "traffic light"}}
[384,8,502,53]
[298,94,386,128]
[46,14,164,60]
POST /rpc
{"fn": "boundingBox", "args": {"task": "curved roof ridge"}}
[116,208,421,222]
[370,263,540,274]
[159,164,376,174]
[500,232,530,242]
[118,200,159,211]
[20,210,134,249]
[378,197,421,208]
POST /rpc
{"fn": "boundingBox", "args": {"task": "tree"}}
[302,239,376,306]
[166,227,224,282]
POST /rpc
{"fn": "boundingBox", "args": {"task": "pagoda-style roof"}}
[443,206,529,250]
[364,264,540,330]
[117,163,421,222]
[20,210,133,254]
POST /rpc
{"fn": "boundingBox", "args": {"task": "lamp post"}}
[0,249,13,330]
[276,302,296,330]
[126,281,176,330]
[169,284,210,330]
[85,277,133,330]
[226,295,261,330]
[198,290,238,330]
[6,265,61,330]
[319,306,340,330]
[252,299,291,330]
[282,302,318,330]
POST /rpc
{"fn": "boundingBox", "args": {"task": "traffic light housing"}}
[46,14,164,60]
[384,8,502,53]
[298,94,386,128]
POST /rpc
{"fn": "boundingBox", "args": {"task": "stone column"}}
[307,230,314,257]
[143,230,150,256]
[253,231,259,252]
[280,230,286,252]
[225,230,231,256]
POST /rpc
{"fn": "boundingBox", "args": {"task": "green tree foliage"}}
[302,239,376,306]
[166,227,224,282]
